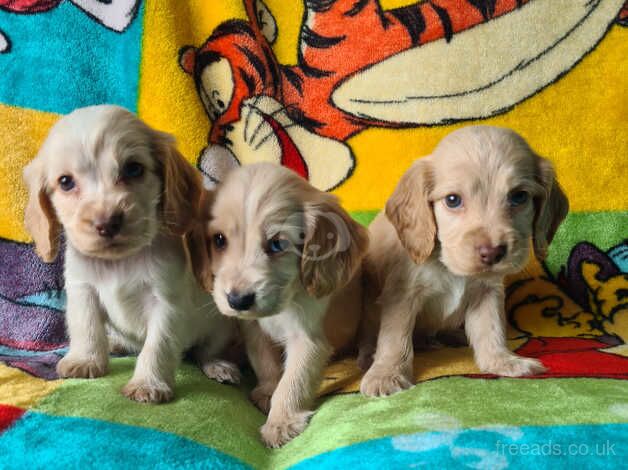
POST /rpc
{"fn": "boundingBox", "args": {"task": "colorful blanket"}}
[1,0,627,468]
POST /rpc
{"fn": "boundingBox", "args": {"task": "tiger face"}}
[178,11,354,191]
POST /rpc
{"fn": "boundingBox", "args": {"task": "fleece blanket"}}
[1,0,627,468]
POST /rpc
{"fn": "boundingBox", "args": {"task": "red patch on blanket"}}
[0,405,25,433]
[469,337,628,380]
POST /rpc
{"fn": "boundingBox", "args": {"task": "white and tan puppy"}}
[187,162,368,447]
[23,105,238,403]
[359,126,569,397]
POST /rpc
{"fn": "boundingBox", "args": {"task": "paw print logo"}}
[271,210,353,262]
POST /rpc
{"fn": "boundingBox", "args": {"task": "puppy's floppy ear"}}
[184,189,214,292]
[300,193,369,298]
[22,156,61,262]
[533,156,569,261]
[153,131,203,236]
[385,158,436,265]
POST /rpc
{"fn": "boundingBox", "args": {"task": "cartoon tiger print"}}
[180,0,627,189]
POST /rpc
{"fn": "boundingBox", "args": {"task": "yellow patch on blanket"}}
[0,364,61,408]
[0,105,59,242]
[334,26,628,212]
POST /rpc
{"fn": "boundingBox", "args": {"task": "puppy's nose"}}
[94,212,124,238]
[227,291,255,311]
[478,244,507,266]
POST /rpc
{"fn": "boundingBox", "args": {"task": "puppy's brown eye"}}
[508,190,529,207]
[58,175,75,191]
[213,233,227,250]
[445,194,463,208]
[121,161,144,180]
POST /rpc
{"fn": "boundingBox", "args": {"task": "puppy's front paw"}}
[481,354,546,377]
[250,383,276,414]
[122,380,174,404]
[56,355,107,379]
[201,359,241,385]
[260,411,313,448]
[360,367,414,397]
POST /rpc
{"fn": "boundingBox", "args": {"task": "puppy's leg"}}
[106,324,139,356]
[122,306,180,404]
[360,302,416,397]
[193,331,241,385]
[466,285,545,377]
[260,333,331,448]
[356,292,380,372]
[57,283,109,379]
[242,321,282,414]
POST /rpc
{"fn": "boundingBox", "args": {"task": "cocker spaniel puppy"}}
[23,105,238,403]
[187,162,368,447]
[359,126,569,397]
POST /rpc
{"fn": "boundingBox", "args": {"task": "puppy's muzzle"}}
[227,291,256,311]
[94,212,124,239]
[477,243,507,266]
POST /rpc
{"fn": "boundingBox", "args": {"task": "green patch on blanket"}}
[36,358,268,468]
[35,358,628,469]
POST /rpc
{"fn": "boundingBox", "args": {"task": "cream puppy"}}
[23,105,238,403]
[360,126,569,397]
[187,162,368,447]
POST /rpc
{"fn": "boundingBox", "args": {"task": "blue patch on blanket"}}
[16,290,66,312]
[0,411,250,469]
[293,423,627,468]
[0,1,143,113]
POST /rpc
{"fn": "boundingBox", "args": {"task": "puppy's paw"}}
[56,355,107,379]
[122,380,174,404]
[481,354,546,377]
[201,359,241,385]
[250,383,276,414]
[360,367,414,397]
[260,411,313,448]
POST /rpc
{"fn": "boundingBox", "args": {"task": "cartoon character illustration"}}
[0,0,141,54]
[507,241,628,342]
[180,0,627,190]
[502,240,628,379]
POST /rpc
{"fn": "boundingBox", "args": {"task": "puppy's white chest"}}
[98,276,154,340]
[70,249,160,342]
[258,295,328,343]
[414,263,468,329]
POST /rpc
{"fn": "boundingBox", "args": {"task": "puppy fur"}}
[23,105,238,403]
[359,126,569,397]
[188,162,368,447]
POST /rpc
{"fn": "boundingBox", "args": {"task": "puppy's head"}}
[23,105,201,261]
[188,163,368,319]
[386,126,569,277]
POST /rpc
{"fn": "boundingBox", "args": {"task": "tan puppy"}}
[23,105,238,403]
[359,126,569,397]
[188,162,368,447]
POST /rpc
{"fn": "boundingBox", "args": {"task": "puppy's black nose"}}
[478,244,507,266]
[227,291,255,311]
[95,213,124,238]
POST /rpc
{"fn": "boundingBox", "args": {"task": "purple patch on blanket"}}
[0,354,62,380]
[0,238,67,379]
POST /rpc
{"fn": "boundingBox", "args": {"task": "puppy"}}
[360,126,569,397]
[23,105,239,403]
[188,163,368,447]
